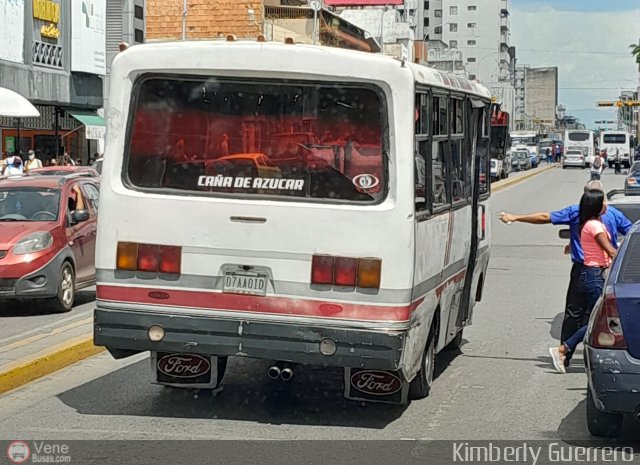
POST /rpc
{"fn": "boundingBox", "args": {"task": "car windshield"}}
[0,187,61,222]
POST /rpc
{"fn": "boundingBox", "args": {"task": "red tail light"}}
[159,246,182,274]
[588,291,627,350]
[334,257,358,287]
[138,244,160,272]
[311,254,381,289]
[117,242,181,276]
[311,255,334,285]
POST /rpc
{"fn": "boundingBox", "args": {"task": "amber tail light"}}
[117,242,182,275]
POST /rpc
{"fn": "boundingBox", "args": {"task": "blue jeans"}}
[563,266,606,353]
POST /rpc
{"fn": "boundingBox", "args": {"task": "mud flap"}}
[151,352,223,393]
[344,367,409,404]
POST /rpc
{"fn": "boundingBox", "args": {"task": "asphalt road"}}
[1,166,639,445]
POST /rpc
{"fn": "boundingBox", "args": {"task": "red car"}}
[29,166,100,178]
[0,173,99,312]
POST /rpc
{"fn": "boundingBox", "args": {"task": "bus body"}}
[509,130,539,157]
[564,129,595,166]
[94,40,492,403]
[599,130,631,168]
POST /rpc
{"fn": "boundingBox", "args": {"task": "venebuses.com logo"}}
[6,441,71,464]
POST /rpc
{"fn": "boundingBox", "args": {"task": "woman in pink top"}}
[549,189,617,373]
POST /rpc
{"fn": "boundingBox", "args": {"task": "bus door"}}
[458,100,490,329]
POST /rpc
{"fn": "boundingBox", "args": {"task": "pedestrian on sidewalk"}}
[549,189,617,373]
[498,180,632,368]
[545,147,551,164]
[555,144,562,163]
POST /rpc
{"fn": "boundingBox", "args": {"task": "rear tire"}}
[50,262,75,313]
[409,330,436,400]
[586,388,623,437]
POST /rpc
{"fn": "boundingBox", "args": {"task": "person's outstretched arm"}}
[499,212,551,224]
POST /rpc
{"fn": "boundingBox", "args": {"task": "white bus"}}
[93,39,493,404]
[509,131,539,156]
[564,129,595,166]
[599,130,631,168]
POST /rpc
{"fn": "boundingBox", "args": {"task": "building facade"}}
[146,0,379,53]
[514,65,558,131]
[0,0,106,162]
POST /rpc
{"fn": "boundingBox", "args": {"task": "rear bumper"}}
[562,160,585,167]
[0,250,67,299]
[94,305,406,371]
[585,345,640,414]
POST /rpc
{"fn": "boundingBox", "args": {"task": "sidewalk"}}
[0,307,100,395]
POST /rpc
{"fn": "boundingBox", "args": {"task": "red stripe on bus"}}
[435,268,467,298]
[97,285,424,322]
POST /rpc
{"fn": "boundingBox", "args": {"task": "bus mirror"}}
[558,229,570,240]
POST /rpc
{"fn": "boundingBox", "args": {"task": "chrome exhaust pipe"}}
[280,367,294,381]
[267,365,281,379]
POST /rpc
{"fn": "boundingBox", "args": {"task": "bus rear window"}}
[603,134,626,144]
[125,77,387,203]
[568,132,589,142]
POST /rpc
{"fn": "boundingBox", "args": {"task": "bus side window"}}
[432,140,450,208]
[415,93,430,213]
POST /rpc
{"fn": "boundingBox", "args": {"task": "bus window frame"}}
[121,73,391,206]
[449,94,468,210]
[431,91,452,215]
[478,106,491,201]
[415,90,431,219]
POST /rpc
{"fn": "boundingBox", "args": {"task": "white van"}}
[93,40,493,404]
[599,131,631,168]
[564,130,595,166]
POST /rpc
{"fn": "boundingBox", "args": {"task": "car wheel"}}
[409,329,436,400]
[562,165,567,169]
[50,262,75,313]
[586,388,623,437]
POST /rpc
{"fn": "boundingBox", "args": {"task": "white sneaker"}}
[549,347,566,374]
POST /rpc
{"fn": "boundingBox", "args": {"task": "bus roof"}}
[111,40,492,100]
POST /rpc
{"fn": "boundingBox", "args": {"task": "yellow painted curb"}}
[0,336,104,395]
[492,164,557,193]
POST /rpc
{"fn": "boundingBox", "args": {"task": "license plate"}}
[223,272,268,296]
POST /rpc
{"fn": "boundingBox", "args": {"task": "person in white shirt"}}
[2,156,24,177]
[590,153,603,181]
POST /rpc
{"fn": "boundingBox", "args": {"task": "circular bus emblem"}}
[352,174,379,191]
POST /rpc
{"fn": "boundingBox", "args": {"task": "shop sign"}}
[40,23,60,38]
[86,125,106,140]
[33,0,60,23]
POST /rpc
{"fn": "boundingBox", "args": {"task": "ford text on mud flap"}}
[93,41,492,405]
[344,368,409,404]
[151,352,224,390]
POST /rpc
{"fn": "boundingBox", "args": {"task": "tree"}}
[630,42,640,66]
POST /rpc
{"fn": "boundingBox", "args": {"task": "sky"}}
[510,0,640,129]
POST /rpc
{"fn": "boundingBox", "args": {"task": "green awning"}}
[68,110,105,127]
[68,110,106,140]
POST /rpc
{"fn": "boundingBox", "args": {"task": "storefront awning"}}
[68,110,106,140]
[0,87,40,118]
